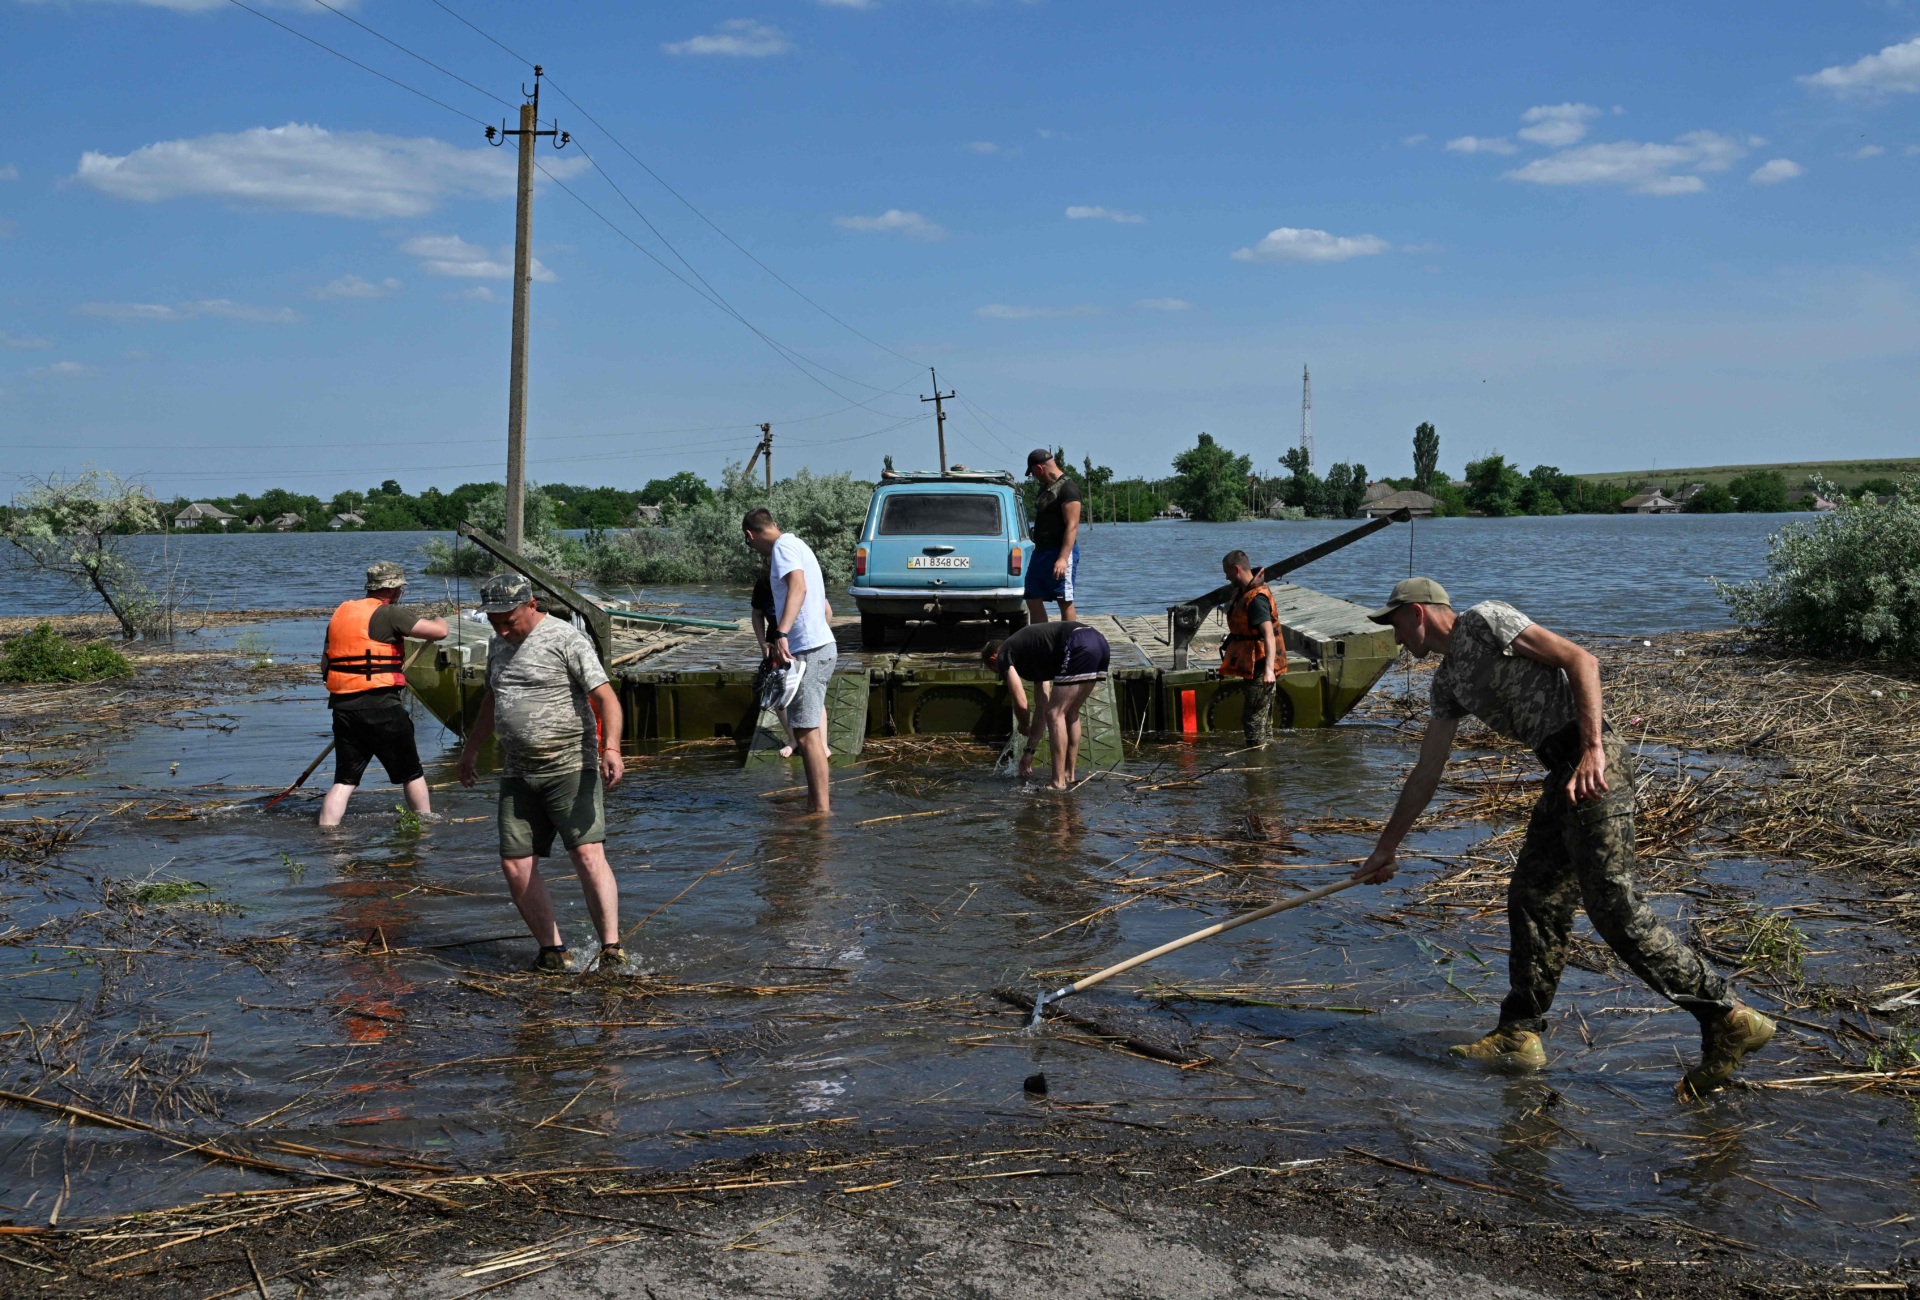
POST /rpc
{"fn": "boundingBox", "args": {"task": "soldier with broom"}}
[1352,577,1774,1098]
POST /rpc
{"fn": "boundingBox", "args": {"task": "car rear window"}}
[876,493,1004,536]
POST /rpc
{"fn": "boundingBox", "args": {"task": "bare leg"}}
[500,855,563,948]
[777,706,795,758]
[1066,707,1084,783]
[1046,703,1071,789]
[795,725,831,814]
[401,776,432,816]
[1025,598,1049,625]
[567,842,620,945]
[317,783,355,827]
[1058,601,1076,622]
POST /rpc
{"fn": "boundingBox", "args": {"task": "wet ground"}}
[2,618,1918,1295]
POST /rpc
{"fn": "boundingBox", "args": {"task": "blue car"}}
[849,468,1031,649]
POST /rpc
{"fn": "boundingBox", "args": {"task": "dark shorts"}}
[331,698,424,787]
[1054,625,1110,684]
[498,767,607,859]
[1024,544,1079,603]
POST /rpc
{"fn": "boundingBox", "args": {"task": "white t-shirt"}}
[769,532,832,654]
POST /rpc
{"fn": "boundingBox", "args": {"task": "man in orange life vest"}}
[318,561,448,827]
[1219,550,1284,746]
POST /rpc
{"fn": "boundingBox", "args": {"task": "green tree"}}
[640,472,716,512]
[1684,482,1737,513]
[1322,462,1369,518]
[1728,470,1789,513]
[1278,445,1324,514]
[1463,453,1525,517]
[1519,464,1572,516]
[1412,422,1439,492]
[1172,433,1253,522]
[3,470,164,638]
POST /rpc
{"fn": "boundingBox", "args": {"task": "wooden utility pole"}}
[744,423,774,494]
[920,368,955,474]
[487,67,568,552]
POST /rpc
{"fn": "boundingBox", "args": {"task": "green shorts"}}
[498,767,605,860]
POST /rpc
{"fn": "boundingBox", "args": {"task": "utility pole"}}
[1300,363,1314,474]
[744,423,774,494]
[486,67,568,553]
[920,368,955,474]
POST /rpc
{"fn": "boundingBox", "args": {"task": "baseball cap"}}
[364,560,408,592]
[478,572,535,614]
[1367,576,1451,624]
[1025,448,1055,475]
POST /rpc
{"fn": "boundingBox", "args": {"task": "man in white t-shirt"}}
[743,507,837,814]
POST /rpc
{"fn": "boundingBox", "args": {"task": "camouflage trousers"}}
[1241,679,1275,746]
[1499,736,1734,1034]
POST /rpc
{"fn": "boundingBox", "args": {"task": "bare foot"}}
[778,745,794,758]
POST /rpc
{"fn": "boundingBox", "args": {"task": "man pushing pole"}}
[1352,577,1773,1098]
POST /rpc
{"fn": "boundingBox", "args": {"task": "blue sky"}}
[4,1,1918,498]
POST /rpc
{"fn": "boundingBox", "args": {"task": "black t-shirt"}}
[999,621,1077,682]
[328,602,422,711]
[1031,477,1082,549]
[751,575,775,616]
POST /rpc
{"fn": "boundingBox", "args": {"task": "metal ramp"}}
[743,667,870,768]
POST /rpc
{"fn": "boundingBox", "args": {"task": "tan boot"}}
[1449,1026,1547,1070]
[1677,1004,1775,1099]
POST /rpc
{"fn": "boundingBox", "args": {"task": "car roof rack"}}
[878,466,1018,486]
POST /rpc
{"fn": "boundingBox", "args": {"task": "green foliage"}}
[0,623,135,684]
[1728,469,1789,513]
[1519,465,1571,516]
[1412,422,1440,492]
[131,878,211,905]
[1321,462,1369,519]
[394,806,423,836]
[4,470,165,638]
[1565,478,1631,513]
[1462,453,1524,517]
[1737,908,1807,981]
[1278,445,1321,514]
[1865,1029,1920,1074]
[1685,482,1738,513]
[1172,433,1253,522]
[1429,480,1468,517]
[1716,482,1920,660]
[1855,477,1901,500]
[421,485,574,577]
[586,465,872,589]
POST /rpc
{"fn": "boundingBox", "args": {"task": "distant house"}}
[630,502,664,526]
[1154,502,1190,520]
[1364,489,1438,519]
[328,512,367,530]
[247,516,266,529]
[1671,483,1707,507]
[1620,490,1680,514]
[269,512,305,531]
[1361,481,1397,507]
[1784,489,1840,511]
[174,502,237,528]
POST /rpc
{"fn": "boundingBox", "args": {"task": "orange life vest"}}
[322,597,407,696]
[1220,582,1283,679]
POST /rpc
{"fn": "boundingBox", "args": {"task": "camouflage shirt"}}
[486,615,609,777]
[1430,601,1577,750]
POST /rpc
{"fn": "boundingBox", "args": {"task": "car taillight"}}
[855,545,868,577]
[1008,545,1023,576]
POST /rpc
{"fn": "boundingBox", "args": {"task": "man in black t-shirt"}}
[317,562,448,827]
[983,621,1110,790]
[1024,449,1082,624]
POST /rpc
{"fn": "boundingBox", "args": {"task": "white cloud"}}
[1446,135,1518,155]
[965,141,1006,155]
[1517,103,1602,147]
[1,331,51,349]
[400,233,555,281]
[1504,130,1744,195]
[314,274,402,300]
[1231,226,1391,264]
[663,19,792,58]
[1800,37,1920,96]
[74,299,300,323]
[1401,134,1429,146]
[1135,298,1194,312]
[72,123,583,220]
[0,165,17,181]
[1855,144,1886,160]
[18,0,344,10]
[461,286,497,303]
[1065,205,1145,224]
[976,304,1103,320]
[832,209,947,241]
[1750,158,1805,185]
[27,360,96,378]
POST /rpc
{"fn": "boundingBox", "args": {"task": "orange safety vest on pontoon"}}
[1220,582,1283,679]
[322,598,407,696]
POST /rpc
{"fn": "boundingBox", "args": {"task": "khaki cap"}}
[1367,576,1450,623]
[478,571,535,614]
[364,560,408,592]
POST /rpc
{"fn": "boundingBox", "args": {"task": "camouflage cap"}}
[478,571,535,614]
[364,560,408,592]
[1367,575,1451,624]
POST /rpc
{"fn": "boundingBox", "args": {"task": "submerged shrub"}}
[0,623,135,684]
[1715,480,1920,660]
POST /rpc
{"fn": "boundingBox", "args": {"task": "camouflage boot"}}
[1449,1026,1547,1070]
[1677,1004,1775,1099]
[528,945,569,975]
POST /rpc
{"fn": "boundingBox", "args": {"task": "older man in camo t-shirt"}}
[458,573,627,975]
[1351,577,1773,1099]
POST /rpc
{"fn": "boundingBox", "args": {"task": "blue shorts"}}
[1025,544,1079,603]
[1054,625,1110,684]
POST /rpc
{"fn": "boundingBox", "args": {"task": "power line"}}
[428,0,536,69]
[302,0,520,116]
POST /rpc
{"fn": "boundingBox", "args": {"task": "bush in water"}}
[0,623,134,684]
[421,485,577,577]
[585,465,872,591]
[1716,480,1920,660]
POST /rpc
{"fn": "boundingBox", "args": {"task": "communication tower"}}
[1300,364,1313,471]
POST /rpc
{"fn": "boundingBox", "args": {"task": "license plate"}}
[906,555,971,569]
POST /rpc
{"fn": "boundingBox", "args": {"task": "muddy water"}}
[3,618,1914,1263]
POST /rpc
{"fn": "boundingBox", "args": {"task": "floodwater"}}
[4,513,1915,1269]
[2,511,1793,634]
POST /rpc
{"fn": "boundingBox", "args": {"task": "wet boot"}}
[594,943,629,974]
[528,945,569,974]
[1449,1026,1547,1070]
[1677,1004,1775,1099]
